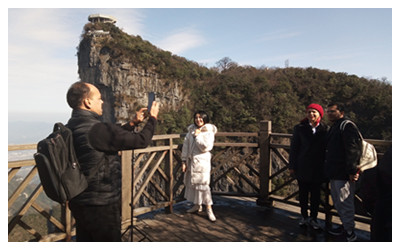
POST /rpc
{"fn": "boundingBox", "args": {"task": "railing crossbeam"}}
[133,151,167,206]
[8,167,38,209]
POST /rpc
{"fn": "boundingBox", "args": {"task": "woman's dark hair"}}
[66,81,91,109]
[193,110,210,125]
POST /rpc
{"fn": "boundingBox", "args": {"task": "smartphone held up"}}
[147,92,155,113]
[145,92,160,119]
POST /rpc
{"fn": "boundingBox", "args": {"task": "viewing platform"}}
[8,121,390,242]
[124,195,371,242]
[88,14,117,24]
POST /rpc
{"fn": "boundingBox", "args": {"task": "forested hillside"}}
[184,62,392,140]
[83,22,392,140]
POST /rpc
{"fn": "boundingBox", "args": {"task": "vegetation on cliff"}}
[82,22,392,140]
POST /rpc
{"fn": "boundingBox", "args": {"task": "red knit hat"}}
[307,103,324,118]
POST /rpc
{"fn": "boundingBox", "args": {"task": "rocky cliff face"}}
[77,34,186,123]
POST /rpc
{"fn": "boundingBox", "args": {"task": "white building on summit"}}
[88,14,117,24]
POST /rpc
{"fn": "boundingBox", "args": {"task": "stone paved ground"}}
[122,196,370,242]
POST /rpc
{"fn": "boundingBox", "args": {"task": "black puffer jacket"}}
[324,118,362,180]
[67,109,156,205]
[289,120,328,183]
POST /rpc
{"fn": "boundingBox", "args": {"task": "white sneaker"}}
[187,204,201,213]
[207,208,216,222]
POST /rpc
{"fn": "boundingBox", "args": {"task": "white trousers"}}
[184,184,213,206]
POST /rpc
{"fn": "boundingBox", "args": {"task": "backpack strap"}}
[340,120,363,140]
[53,122,80,169]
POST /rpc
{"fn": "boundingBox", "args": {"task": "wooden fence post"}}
[257,120,273,207]
[165,137,174,214]
[121,150,133,231]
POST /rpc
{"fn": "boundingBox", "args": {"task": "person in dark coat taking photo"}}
[65,81,159,242]
[289,103,328,230]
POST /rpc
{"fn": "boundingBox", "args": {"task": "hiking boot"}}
[309,218,320,230]
[346,230,357,242]
[207,208,216,222]
[187,204,201,213]
[328,225,344,236]
[298,217,308,227]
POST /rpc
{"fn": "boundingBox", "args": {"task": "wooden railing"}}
[8,144,73,242]
[264,131,391,228]
[120,130,261,230]
[8,121,392,241]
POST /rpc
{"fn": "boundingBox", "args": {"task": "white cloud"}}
[8,9,81,115]
[9,9,79,48]
[157,28,206,55]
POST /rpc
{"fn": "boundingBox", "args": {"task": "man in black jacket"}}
[66,81,159,242]
[324,103,361,242]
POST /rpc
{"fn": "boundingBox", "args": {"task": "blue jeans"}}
[330,179,355,232]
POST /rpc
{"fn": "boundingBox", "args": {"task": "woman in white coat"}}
[182,111,217,222]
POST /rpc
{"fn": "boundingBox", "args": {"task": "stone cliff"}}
[77,28,186,124]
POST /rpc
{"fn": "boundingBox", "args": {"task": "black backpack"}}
[34,123,88,204]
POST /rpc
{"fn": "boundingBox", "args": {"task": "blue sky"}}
[6,3,394,125]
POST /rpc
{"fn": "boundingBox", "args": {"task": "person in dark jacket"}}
[289,103,328,229]
[324,103,361,242]
[65,81,159,242]
[370,146,392,241]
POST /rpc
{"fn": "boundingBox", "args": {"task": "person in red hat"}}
[289,103,328,230]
